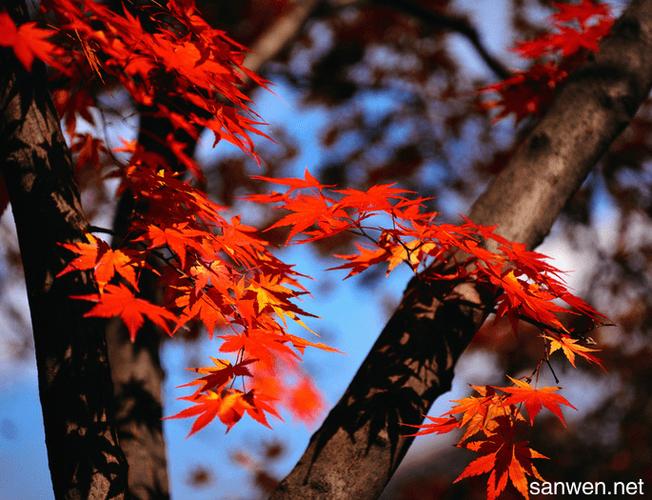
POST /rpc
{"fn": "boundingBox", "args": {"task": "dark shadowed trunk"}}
[0,3,127,499]
[272,1,652,498]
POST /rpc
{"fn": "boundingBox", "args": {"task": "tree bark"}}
[0,4,127,499]
[244,0,322,75]
[271,1,652,498]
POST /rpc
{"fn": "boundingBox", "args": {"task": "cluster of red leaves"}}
[405,378,580,500]
[60,0,267,153]
[249,170,607,338]
[1,1,327,431]
[249,170,607,498]
[58,160,334,433]
[482,0,614,122]
[2,2,611,496]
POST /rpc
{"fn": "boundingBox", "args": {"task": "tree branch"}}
[0,3,127,498]
[271,1,652,498]
[244,0,323,75]
[379,0,510,78]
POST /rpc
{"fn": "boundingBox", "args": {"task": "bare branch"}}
[244,0,323,74]
[374,0,510,79]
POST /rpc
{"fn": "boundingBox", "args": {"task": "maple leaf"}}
[286,377,323,423]
[385,239,436,274]
[543,333,604,369]
[180,357,256,394]
[219,331,300,369]
[175,289,227,337]
[447,385,512,442]
[497,377,576,427]
[73,283,175,341]
[252,169,329,193]
[552,0,610,26]
[330,243,388,279]
[143,223,209,268]
[71,133,107,171]
[482,0,614,122]
[166,389,253,436]
[336,183,413,212]
[493,271,567,332]
[454,417,547,500]
[264,193,349,243]
[0,13,61,71]
[402,415,460,437]
[57,233,138,292]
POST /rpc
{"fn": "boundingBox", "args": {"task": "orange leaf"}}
[58,234,138,292]
[73,283,175,341]
[543,333,604,370]
[402,415,460,437]
[286,377,323,423]
[496,377,576,427]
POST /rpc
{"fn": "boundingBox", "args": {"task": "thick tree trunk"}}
[0,4,127,499]
[272,1,652,498]
[105,271,169,500]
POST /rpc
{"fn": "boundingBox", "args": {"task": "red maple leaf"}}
[496,377,576,427]
[57,234,139,292]
[0,13,61,71]
[455,418,547,500]
[180,358,256,394]
[73,283,175,341]
[402,415,460,437]
[286,377,323,423]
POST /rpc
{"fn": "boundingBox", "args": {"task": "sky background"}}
[0,1,627,498]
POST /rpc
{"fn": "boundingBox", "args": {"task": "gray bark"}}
[271,1,652,498]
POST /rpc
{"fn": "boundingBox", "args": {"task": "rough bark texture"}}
[104,2,324,497]
[104,104,187,500]
[105,271,169,500]
[271,1,652,498]
[0,4,127,499]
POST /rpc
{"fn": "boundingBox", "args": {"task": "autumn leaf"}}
[454,417,547,500]
[286,377,323,423]
[329,243,388,279]
[174,289,227,337]
[166,389,253,436]
[57,233,138,292]
[143,223,209,269]
[252,169,329,192]
[497,377,576,427]
[385,239,436,274]
[447,385,512,442]
[73,283,175,341]
[180,358,256,394]
[402,415,460,437]
[0,12,61,70]
[543,333,604,369]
